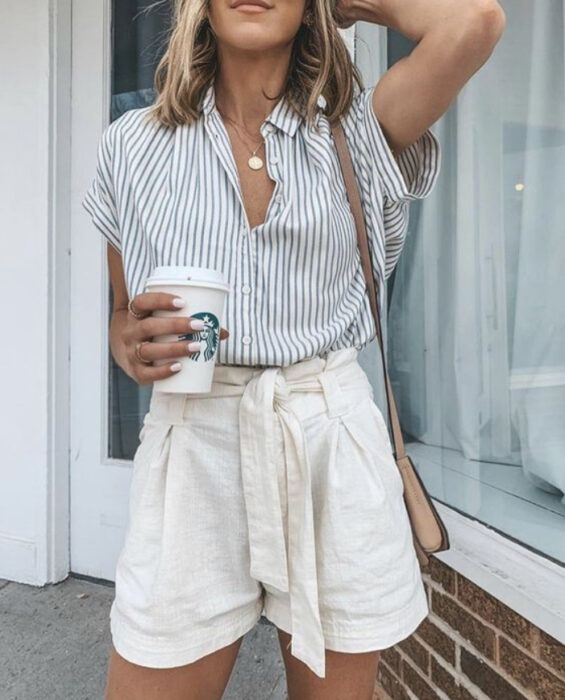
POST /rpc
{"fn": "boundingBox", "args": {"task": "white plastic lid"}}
[145,265,230,292]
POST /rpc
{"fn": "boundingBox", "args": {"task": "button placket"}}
[240,219,255,355]
[241,221,250,251]
[242,275,252,344]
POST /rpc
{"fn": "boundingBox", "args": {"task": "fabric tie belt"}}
[154,346,373,678]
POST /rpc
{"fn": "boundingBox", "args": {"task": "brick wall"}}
[373,557,565,699]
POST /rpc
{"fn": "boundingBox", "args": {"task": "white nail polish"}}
[170,362,182,372]
[189,319,205,330]
[172,297,185,308]
[188,341,203,353]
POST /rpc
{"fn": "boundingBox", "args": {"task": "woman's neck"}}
[214,45,292,131]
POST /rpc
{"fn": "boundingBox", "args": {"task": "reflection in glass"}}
[386,0,565,564]
[108,1,172,460]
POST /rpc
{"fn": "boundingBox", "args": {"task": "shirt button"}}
[275,194,283,204]
[242,284,251,294]
[270,155,279,165]
[242,335,252,345]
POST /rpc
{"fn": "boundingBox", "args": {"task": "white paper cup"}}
[143,265,231,393]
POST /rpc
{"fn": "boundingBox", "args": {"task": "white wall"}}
[0,1,71,585]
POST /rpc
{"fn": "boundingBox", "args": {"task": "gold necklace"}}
[219,111,265,171]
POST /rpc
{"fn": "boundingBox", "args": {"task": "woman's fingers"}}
[133,314,202,340]
[133,360,186,386]
[127,292,230,340]
[131,332,229,385]
[124,292,230,386]
[130,291,186,315]
[136,339,206,363]
[131,314,229,342]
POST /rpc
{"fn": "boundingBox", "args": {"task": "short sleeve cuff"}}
[82,179,121,254]
[363,86,442,203]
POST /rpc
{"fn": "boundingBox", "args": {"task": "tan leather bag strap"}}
[331,121,407,462]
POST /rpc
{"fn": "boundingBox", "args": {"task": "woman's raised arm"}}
[337,0,506,153]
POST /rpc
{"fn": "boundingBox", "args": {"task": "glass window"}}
[108,0,172,460]
[386,0,565,564]
[111,0,171,120]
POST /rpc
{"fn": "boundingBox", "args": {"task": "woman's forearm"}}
[349,0,505,44]
[344,0,505,151]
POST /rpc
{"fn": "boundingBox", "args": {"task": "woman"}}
[82,0,505,697]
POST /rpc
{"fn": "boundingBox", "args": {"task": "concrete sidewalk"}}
[0,576,287,700]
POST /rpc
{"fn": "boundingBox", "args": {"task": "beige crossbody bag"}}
[331,122,451,569]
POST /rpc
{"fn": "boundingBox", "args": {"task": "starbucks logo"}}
[178,312,220,362]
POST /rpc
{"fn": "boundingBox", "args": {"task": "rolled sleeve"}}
[346,85,442,280]
[359,85,442,204]
[81,122,122,254]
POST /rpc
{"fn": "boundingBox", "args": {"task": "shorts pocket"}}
[125,421,174,548]
[366,399,405,499]
[340,397,405,501]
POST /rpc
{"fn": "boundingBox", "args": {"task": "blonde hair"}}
[144,0,364,130]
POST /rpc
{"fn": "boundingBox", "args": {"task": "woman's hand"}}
[119,292,229,386]
[333,0,357,29]
[333,0,384,29]
[333,0,391,28]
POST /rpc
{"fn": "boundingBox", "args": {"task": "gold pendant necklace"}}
[248,153,264,170]
[219,111,265,170]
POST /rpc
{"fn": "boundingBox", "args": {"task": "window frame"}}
[434,502,565,644]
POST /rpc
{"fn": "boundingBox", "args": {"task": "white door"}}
[69,0,361,580]
[70,0,166,580]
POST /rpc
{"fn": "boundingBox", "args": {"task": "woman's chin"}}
[220,31,283,54]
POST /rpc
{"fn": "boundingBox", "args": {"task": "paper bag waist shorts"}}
[110,346,429,679]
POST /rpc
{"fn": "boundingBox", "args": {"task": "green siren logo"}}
[178,312,220,362]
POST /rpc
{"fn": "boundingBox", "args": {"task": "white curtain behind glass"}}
[386,0,565,501]
[509,1,565,497]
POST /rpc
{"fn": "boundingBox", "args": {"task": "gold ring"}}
[128,298,146,319]
[135,341,153,365]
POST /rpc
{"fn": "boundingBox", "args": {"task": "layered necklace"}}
[219,110,266,171]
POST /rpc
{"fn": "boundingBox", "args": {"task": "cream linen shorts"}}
[110,346,428,679]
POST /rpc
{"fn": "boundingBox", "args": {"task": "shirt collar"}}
[201,81,326,138]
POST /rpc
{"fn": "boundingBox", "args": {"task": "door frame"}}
[69,0,135,581]
[39,0,72,586]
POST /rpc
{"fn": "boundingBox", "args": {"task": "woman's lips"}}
[233,4,269,12]
[231,0,271,12]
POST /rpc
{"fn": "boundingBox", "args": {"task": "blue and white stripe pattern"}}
[82,81,441,367]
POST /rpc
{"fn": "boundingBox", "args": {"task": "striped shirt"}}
[82,81,441,367]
